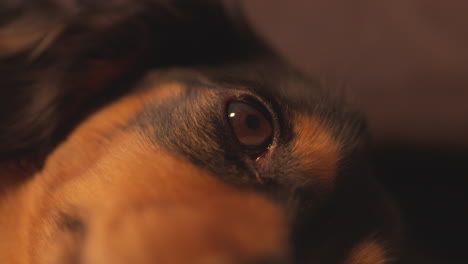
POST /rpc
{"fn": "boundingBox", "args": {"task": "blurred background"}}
[1,1,466,263]
[238,0,468,148]
[228,0,467,263]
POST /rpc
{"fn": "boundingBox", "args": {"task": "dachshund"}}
[0,1,401,263]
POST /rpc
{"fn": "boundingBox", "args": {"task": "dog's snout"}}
[81,198,289,264]
[37,139,291,264]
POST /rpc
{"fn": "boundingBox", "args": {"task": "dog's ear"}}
[0,1,151,59]
[0,1,163,162]
[0,1,259,163]
[0,21,151,162]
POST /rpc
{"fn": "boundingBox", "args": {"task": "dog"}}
[0,2,401,263]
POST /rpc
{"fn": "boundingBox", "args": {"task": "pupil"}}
[246,114,260,130]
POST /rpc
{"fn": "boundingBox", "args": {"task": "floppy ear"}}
[0,1,258,163]
[0,1,155,161]
[0,0,148,58]
[0,1,180,161]
[0,22,150,162]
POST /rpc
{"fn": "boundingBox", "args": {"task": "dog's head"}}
[0,2,401,264]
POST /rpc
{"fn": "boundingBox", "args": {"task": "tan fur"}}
[0,82,288,264]
[0,72,399,264]
[345,239,389,264]
[292,113,340,188]
[0,3,401,263]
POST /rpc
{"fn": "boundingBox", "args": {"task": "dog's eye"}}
[227,101,273,149]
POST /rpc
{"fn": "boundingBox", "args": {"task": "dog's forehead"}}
[137,58,326,113]
[197,58,326,108]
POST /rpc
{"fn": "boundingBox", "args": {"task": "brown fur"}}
[345,239,390,264]
[0,76,400,264]
[292,113,340,188]
[0,2,401,263]
[0,82,289,264]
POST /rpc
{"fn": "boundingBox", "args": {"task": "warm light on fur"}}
[0,2,401,263]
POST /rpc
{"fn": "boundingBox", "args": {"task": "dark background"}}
[232,0,468,262]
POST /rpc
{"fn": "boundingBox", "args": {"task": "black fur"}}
[132,61,399,263]
[0,1,401,263]
[0,1,257,160]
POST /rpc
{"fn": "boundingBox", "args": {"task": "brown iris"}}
[227,101,273,148]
